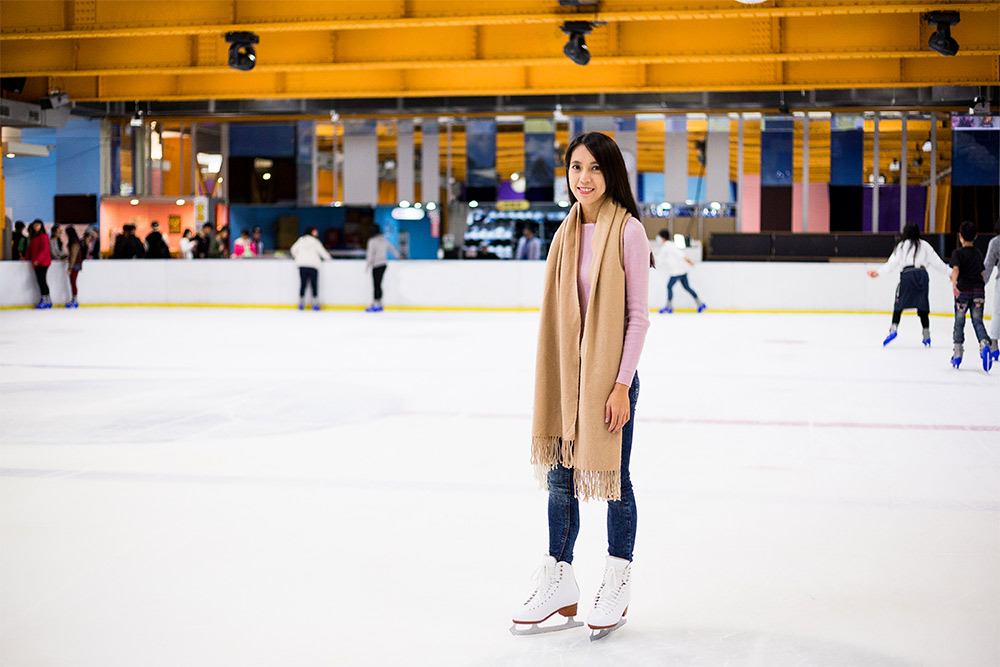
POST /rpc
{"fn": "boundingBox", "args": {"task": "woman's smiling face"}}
[567,144,606,208]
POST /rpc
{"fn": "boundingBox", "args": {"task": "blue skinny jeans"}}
[953,291,988,346]
[547,372,639,564]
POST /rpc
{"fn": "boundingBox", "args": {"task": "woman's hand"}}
[605,383,630,433]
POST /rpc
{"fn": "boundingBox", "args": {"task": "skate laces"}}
[594,566,625,611]
[524,562,558,604]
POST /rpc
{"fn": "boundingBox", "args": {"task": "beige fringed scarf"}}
[531,199,629,502]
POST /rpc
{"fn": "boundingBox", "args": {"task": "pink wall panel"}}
[740,174,761,233]
[791,183,830,233]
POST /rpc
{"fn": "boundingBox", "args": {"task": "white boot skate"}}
[587,556,631,641]
[510,555,582,636]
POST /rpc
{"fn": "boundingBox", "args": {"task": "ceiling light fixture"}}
[225,31,259,71]
[561,21,596,66]
[923,11,960,56]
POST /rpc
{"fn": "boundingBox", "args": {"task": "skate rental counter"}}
[1,259,987,315]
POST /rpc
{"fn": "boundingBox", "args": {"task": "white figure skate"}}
[587,556,631,641]
[510,555,582,636]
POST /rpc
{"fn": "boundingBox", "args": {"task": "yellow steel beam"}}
[2,2,997,40]
[2,1,996,101]
[6,50,1000,79]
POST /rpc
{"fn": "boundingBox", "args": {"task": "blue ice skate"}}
[312,304,320,311]
[697,303,707,313]
[982,345,993,373]
[951,344,963,369]
[882,331,897,346]
[658,305,673,314]
[921,328,931,347]
[993,345,999,362]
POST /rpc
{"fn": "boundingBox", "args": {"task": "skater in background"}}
[232,229,256,258]
[11,221,28,260]
[290,226,331,311]
[209,226,229,258]
[983,219,1000,363]
[512,132,650,640]
[145,221,170,259]
[654,229,705,313]
[65,226,84,308]
[867,222,950,347]
[364,225,399,312]
[27,220,52,309]
[948,221,991,371]
[515,223,541,260]
[49,224,67,261]
[113,224,145,259]
[179,229,196,260]
[252,227,264,257]
[195,224,213,258]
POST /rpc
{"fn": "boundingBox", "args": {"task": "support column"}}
[802,113,810,232]
[705,115,730,204]
[872,113,880,233]
[900,114,907,230]
[664,116,688,203]
[396,119,415,204]
[296,121,316,206]
[132,124,147,196]
[343,120,379,205]
[331,120,339,203]
[737,114,744,232]
[190,123,199,196]
[615,116,638,200]
[929,115,937,233]
[421,119,440,204]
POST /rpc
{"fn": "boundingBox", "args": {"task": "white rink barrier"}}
[0,258,992,315]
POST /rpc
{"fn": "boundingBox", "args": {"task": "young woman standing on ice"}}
[867,223,951,347]
[511,132,651,640]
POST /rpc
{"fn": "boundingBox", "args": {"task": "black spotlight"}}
[561,21,594,66]
[226,31,259,71]
[923,11,960,56]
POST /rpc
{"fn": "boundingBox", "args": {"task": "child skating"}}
[867,223,951,347]
[653,229,705,313]
[948,221,992,371]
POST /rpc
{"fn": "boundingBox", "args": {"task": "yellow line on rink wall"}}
[0,303,987,319]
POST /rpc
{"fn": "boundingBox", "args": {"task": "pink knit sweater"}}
[577,218,651,386]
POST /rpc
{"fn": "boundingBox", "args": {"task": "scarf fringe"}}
[530,436,621,502]
[573,468,622,502]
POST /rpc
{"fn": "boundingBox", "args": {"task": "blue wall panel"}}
[830,129,864,186]
[952,129,1000,186]
[230,124,296,157]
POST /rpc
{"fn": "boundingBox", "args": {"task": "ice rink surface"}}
[1,306,997,667]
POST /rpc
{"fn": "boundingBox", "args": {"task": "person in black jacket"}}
[195,223,213,258]
[10,221,28,260]
[113,224,145,259]
[145,221,171,258]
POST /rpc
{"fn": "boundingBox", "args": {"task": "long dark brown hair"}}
[564,132,641,221]
[900,222,920,262]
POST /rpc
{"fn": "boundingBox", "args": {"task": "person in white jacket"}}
[364,225,400,312]
[983,220,1000,362]
[290,226,332,311]
[867,222,951,347]
[653,229,705,314]
[178,229,196,260]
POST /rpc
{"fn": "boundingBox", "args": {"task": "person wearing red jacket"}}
[27,219,53,309]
